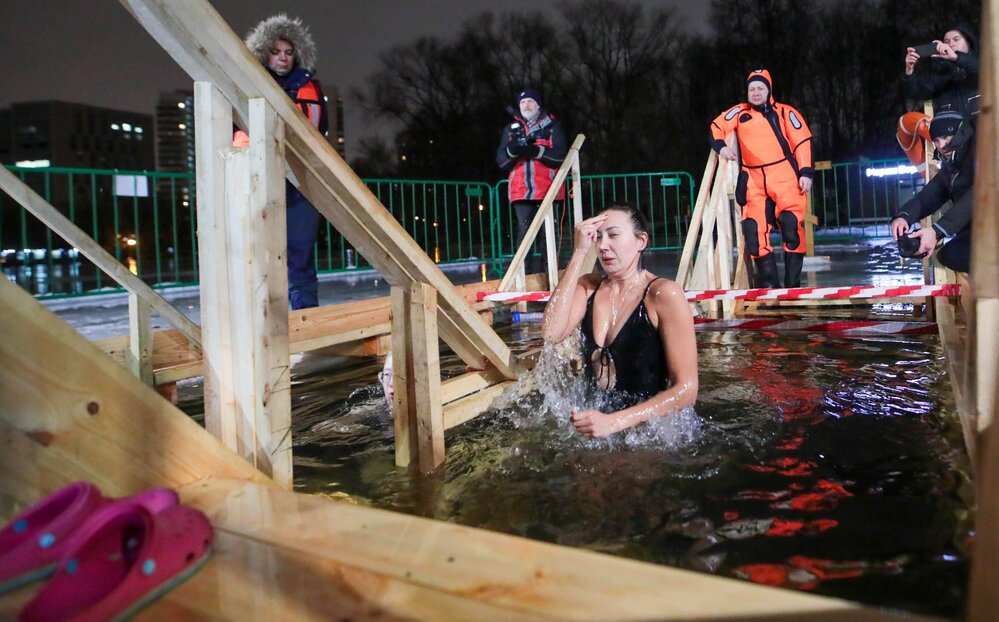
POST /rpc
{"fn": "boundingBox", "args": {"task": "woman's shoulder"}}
[578,273,604,292]
[645,277,686,305]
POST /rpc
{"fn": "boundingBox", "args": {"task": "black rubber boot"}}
[784,252,805,288]
[753,254,780,289]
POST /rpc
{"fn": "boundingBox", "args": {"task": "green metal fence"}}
[491,171,696,267]
[811,158,924,239]
[2,160,916,299]
[1,166,197,297]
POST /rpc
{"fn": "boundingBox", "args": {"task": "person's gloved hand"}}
[524,144,543,159]
[507,143,530,157]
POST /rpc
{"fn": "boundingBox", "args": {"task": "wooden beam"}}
[0,167,202,348]
[120,0,520,380]
[222,100,292,487]
[969,1,999,619]
[499,135,586,291]
[390,283,445,471]
[569,155,597,274]
[162,478,934,622]
[195,82,240,454]
[127,293,154,385]
[0,273,268,510]
[93,277,540,387]
[676,151,719,286]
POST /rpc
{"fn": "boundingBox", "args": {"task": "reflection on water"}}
[269,321,973,619]
[176,315,970,619]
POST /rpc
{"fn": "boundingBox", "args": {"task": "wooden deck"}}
[0,479,940,622]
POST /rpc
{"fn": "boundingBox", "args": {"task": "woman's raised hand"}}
[574,213,608,253]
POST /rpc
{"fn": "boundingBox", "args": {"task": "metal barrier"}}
[1,167,497,297]
[3,160,915,299]
[340,179,494,270]
[491,170,695,265]
[812,158,925,240]
[1,166,197,297]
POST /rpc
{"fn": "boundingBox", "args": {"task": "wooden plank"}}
[441,368,507,405]
[544,207,559,289]
[239,99,292,487]
[120,0,519,379]
[0,167,202,348]
[570,155,597,274]
[171,478,933,622]
[410,283,445,471]
[804,191,818,257]
[499,135,586,291]
[195,81,238,449]
[935,298,975,463]
[390,286,417,467]
[969,2,999,618]
[443,382,512,430]
[127,293,154,385]
[0,274,268,511]
[976,299,998,433]
[676,150,719,286]
[93,278,533,387]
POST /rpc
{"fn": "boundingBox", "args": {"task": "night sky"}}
[1,0,709,158]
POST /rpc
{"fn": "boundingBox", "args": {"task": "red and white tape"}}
[477,283,961,304]
[691,318,937,335]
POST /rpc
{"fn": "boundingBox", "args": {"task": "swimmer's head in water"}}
[595,203,650,273]
[379,352,394,408]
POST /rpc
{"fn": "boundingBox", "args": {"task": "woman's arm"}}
[541,214,606,343]
[571,280,698,437]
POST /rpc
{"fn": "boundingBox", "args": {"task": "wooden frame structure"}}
[1,0,997,618]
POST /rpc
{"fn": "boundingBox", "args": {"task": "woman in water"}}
[541,203,698,438]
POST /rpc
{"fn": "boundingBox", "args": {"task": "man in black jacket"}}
[890,111,974,273]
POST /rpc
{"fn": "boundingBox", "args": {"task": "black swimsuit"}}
[580,278,669,407]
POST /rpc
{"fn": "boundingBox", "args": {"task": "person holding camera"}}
[897,24,979,169]
[710,69,813,290]
[891,111,974,274]
[496,89,568,275]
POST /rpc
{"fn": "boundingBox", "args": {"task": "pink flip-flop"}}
[19,501,213,622]
[0,483,178,594]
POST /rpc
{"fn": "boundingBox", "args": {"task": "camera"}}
[897,234,927,259]
[508,122,529,147]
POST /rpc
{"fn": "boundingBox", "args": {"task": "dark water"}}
[227,320,975,620]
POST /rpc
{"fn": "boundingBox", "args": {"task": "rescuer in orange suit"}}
[710,69,813,289]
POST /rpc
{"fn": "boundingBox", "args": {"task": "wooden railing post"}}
[195,84,292,487]
[126,293,153,386]
[391,282,445,471]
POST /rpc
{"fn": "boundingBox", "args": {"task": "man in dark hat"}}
[496,89,568,275]
[890,110,975,273]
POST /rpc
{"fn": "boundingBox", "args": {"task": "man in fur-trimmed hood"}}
[241,14,329,309]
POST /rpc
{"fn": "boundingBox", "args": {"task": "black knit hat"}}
[517,88,544,108]
[929,111,963,139]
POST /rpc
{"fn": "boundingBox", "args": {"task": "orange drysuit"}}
[710,69,813,259]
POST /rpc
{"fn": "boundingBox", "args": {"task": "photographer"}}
[891,111,974,274]
[496,89,568,274]
[897,24,979,168]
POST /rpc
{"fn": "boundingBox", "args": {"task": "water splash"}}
[492,331,701,450]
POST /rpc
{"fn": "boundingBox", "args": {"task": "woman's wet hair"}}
[601,202,650,238]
